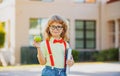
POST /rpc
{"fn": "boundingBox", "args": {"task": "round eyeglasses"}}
[50,25,63,30]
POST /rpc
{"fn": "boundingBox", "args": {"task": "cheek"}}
[49,28,53,32]
[49,30,53,34]
[60,30,63,33]
[60,30,63,34]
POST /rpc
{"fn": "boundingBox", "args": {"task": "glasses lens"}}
[57,26,63,29]
[50,25,63,30]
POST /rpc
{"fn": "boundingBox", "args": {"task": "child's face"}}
[49,22,63,38]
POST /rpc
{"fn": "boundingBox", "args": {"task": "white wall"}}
[103,1,120,49]
[106,1,120,20]
[0,0,16,65]
[0,0,15,49]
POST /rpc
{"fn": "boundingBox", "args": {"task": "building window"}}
[29,18,48,46]
[108,20,115,47]
[119,19,120,47]
[75,20,96,49]
[30,0,53,2]
[75,0,96,3]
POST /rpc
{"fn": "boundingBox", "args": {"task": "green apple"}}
[34,36,42,42]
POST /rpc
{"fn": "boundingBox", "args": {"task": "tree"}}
[0,22,5,48]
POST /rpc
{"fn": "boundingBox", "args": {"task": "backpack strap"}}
[46,40,67,68]
[63,41,67,68]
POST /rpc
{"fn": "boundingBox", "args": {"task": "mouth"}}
[53,31,59,33]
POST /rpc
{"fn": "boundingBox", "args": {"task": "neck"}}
[53,36,61,40]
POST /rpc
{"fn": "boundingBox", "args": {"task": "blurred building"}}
[0,0,120,64]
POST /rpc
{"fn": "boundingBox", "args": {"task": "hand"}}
[33,40,41,48]
[66,59,74,67]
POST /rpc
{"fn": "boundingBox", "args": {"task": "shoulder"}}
[64,41,70,48]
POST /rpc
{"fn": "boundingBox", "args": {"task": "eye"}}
[50,25,56,28]
[57,26,63,28]
[50,25,63,30]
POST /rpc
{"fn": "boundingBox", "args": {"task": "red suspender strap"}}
[63,41,67,68]
[46,40,67,68]
[46,40,55,66]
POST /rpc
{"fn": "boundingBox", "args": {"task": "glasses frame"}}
[49,25,63,30]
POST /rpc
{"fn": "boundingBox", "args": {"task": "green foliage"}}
[72,49,79,62]
[0,22,6,48]
[0,33,5,48]
[30,18,38,29]
[93,48,119,61]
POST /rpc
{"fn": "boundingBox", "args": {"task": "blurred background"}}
[0,0,120,66]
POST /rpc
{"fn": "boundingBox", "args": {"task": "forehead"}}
[50,22,62,26]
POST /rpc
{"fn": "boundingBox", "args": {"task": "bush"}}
[93,48,119,61]
[72,49,79,62]
[0,33,5,48]
[78,51,98,62]
[0,22,6,48]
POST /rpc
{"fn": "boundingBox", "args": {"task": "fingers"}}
[33,41,40,48]
[66,59,74,67]
[33,41,36,46]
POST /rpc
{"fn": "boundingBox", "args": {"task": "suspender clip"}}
[52,66,54,69]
